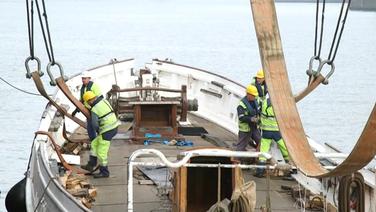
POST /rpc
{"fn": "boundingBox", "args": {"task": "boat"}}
[4,57,375,212]
[5,0,376,212]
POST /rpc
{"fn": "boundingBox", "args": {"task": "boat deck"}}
[78,114,308,212]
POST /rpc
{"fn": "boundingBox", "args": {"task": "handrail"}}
[127,148,272,212]
[111,87,183,93]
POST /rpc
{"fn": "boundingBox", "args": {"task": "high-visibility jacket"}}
[260,98,279,131]
[81,81,101,108]
[91,99,119,134]
[238,97,259,132]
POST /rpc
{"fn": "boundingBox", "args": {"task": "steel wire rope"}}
[26,0,35,59]
[296,0,327,100]
[309,0,352,68]
[25,0,45,78]
[298,0,352,101]
[326,0,352,64]
[34,0,55,64]
[314,0,352,79]
[314,0,319,56]
[0,76,48,96]
[314,0,326,58]
[26,0,65,85]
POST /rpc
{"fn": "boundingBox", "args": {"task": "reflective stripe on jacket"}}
[238,97,259,132]
[260,98,279,131]
[91,99,119,134]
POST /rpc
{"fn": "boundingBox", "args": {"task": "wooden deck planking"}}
[75,113,307,211]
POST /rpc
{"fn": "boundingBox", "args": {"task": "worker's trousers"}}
[90,127,118,166]
[259,130,289,162]
[236,129,261,151]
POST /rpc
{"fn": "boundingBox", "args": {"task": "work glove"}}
[72,108,80,116]
[250,116,259,123]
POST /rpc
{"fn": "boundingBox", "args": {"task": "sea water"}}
[1,0,375,211]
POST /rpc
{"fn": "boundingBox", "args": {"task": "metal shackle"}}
[306,56,321,77]
[46,61,66,86]
[315,59,335,85]
[25,56,43,78]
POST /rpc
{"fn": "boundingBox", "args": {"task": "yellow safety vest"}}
[238,100,251,132]
[91,99,119,134]
[260,98,279,131]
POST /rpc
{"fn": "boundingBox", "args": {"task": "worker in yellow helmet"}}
[251,69,268,102]
[81,91,119,178]
[72,71,102,141]
[235,84,261,155]
[254,97,289,178]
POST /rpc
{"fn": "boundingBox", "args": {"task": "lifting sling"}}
[31,71,87,128]
[250,0,376,177]
[56,77,91,119]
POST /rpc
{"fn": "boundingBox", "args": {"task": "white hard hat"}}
[81,71,91,78]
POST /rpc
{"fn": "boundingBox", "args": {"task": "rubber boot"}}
[254,161,266,178]
[93,166,110,178]
[81,155,97,172]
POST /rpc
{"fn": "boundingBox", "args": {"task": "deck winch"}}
[108,68,198,141]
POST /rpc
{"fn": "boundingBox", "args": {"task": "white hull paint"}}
[26,58,376,211]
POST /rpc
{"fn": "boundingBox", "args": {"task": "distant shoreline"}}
[276,0,376,11]
[275,0,341,2]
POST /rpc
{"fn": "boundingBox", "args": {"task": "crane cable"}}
[25,0,65,86]
[296,0,352,102]
[34,0,55,64]
[25,0,35,60]
[327,0,352,63]
[307,0,352,83]
[314,0,325,59]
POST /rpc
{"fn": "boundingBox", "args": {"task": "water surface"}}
[1,0,375,211]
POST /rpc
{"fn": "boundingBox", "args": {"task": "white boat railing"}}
[126,148,273,212]
[126,149,352,211]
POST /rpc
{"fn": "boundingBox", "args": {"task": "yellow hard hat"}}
[256,69,264,79]
[83,91,96,102]
[246,84,259,96]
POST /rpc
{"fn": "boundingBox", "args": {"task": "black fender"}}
[5,177,26,212]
